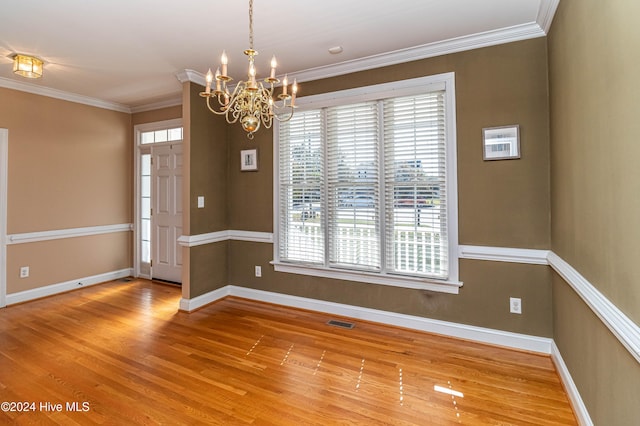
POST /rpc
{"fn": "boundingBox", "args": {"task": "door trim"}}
[133,118,182,279]
[1,129,8,308]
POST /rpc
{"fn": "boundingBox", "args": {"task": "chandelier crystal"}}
[200,0,297,139]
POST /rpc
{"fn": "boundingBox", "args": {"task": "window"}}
[274,73,460,294]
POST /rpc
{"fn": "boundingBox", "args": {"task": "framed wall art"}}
[482,125,520,160]
[241,149,258,171]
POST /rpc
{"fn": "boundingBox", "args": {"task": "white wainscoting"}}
[177,230,273,247]
[7,223,133,245]
[548,252,640,365]
[459,245,550,264]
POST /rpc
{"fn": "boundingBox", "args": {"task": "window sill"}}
[271,261,462,294]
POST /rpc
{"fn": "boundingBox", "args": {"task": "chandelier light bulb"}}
[270,55,277,79]
[205,69,213,94]
[221,50,228,76]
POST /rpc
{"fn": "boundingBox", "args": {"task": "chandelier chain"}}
[248,0,254,50]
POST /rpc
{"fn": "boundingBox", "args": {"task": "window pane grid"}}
[140,154,152,263]
[140,127,183,144]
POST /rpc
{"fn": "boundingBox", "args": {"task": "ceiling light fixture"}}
[12,54,43,79]
[200,0,297,139]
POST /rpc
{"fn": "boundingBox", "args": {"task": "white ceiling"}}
[0,0,558,112]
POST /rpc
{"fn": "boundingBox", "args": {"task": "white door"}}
[151,143,183,283]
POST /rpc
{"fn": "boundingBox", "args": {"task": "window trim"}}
[273,73,461,293]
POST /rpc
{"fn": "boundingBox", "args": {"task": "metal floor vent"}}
[327,319,355,329]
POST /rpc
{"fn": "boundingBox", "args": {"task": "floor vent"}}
[327,319,355,329]
[119,277,134,282]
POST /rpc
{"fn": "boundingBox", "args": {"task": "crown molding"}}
[288,22,546,84]
[0,76,131,113]
[130,96,182,114]
[2,0,560,114]
[538,0,561,34]
[177,21,548,89]
[175,69,206,87]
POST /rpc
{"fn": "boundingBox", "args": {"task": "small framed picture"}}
[240,149,258,171]
[483,125,520,160]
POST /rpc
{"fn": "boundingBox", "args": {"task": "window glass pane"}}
[154,129,168,143]
[141,218,151,241]
[327,102,380,271]
[141,197,151,220]
[279,110,324,264]
[384,92,447,278]
[141,154,151,175]
[141,132,154,144]
[168,127,183,141]
[141,176,150,197]
[141,240,151,264]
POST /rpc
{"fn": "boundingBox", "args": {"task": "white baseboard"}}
[179,286,230,311]
[180,284,553,354]
[5,268,133,305]
[551,342,593,426]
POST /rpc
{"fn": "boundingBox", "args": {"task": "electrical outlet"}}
[20,266,29,278]
[510,297,522,314]
[255,265,262,277]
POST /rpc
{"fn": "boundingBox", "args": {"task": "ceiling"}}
[0,0,558,113]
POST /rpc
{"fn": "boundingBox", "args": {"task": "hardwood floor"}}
[0,279,576,425]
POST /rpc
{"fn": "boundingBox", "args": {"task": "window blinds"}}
[277,88,449,280]
[278,110,324,264]
[326,102,381,271]
[383,92,448,278]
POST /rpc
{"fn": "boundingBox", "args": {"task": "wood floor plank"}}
[0,279,577,425]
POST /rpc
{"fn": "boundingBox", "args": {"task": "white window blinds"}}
[278,110,324,264]
[383,92,448,278]
[276,74,457,288]
[327,102,381,271]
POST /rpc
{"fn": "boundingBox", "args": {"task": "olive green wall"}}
[221,38,553,336]
[185,83,229,297]
[548,0,640,424]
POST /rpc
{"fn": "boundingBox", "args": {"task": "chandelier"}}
[200,0,297,139]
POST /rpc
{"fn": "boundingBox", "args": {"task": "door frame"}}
[133,118,182,279]
[1,129,8,307]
